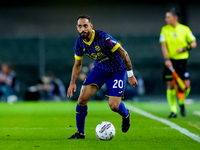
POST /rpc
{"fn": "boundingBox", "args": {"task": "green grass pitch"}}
[0,100,200,150]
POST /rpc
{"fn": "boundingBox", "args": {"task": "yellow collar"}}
[83,30,95,45]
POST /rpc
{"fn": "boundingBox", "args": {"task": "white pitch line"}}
[193,111,200,117]
[126,104,200,143]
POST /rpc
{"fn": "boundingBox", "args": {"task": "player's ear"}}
[90,23,93,29]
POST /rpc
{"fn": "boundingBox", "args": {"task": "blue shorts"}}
[82,67,127,97]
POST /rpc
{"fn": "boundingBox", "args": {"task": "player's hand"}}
[177,48,184,53]
[67,83,77,98]
[165,59,173,69]
[128,76,137,88]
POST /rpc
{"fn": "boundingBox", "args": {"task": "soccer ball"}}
[95,121,115,140]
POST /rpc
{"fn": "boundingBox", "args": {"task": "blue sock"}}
[76,104,88,133]
[112,102,129,117]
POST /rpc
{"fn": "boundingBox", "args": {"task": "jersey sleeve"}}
[159,27,166,43]
[74,38,84,60]
[186,27,196,43]
[104,33,121,53]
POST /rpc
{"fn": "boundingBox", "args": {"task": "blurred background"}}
[0,0,199,101]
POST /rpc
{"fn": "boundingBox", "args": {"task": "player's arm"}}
[115,46,137,88]
[161,42,172,69]
[190,41,197,49]
[160,28,173,68]
[67,58,82,98]
[177,41,197,53]
[177,28,197,53]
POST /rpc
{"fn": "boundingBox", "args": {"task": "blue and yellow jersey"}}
[159,23,196,60]
[74,30,126,72]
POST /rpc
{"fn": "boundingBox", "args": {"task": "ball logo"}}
[99,123,111,133]
[95,121,115,140]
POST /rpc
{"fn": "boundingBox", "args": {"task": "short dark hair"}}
[77,14,91,22]
[167,8,180,17]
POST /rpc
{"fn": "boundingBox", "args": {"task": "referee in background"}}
[159,8,197,118]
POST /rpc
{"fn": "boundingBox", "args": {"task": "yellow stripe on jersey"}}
[111,43,120,53]
[83,30,95,46]
[74,54,83,60]
[159,23,196,60]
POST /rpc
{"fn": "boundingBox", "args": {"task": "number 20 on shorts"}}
[113,79,123,89]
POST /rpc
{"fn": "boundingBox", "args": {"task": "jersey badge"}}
[173,33,177,37]
[95,46,101,51]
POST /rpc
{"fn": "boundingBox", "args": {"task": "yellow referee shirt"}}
[159,23,196,60]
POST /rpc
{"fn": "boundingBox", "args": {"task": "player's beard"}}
[80,31,90,40]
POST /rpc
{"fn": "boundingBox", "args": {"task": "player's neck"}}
[171,22,178,28]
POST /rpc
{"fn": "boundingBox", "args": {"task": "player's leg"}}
[68,67,104,139]
[105,69,130,132]
[108,97,129,117]
[108,97,130,133]
[163,62,177,118]
[68,85,98,139]
[166,80,177,118]
[178,79,190,116]
[177,59,190,116]
[76,85,98,133]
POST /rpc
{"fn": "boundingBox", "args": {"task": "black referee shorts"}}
[163,59,190,81]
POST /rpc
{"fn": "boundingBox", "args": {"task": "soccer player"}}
[67,15,137,139]
[159,8,197,118]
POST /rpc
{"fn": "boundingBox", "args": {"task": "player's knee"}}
[109,102,119,111]
[167,81,174,89]
[77,97,89,105]
[167,86,174,89]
